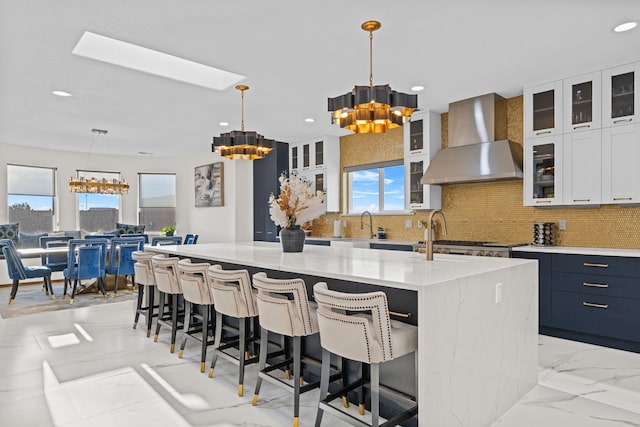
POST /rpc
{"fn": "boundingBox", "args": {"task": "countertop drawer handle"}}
[535,200,552,204]
[613,118,632,124]
[573,124,591,129]
[389,310,411,318]
[573,199,590,202]
[583,282,608,288]
[613,197,633,201]
[583,262,609,268]
[535,130,552,136]
[583,302,608,309]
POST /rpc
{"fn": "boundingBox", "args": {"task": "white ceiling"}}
[1,0,639,158]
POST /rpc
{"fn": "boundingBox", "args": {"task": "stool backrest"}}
[151,255,182,294]
[207,265,257,318]
[132,251,155,286]
[178,259,214,305]
[251,272,317,337]
[313,282,393,364]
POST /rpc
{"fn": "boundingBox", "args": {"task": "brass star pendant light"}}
[212,85,274,160]
[328,20,418,134]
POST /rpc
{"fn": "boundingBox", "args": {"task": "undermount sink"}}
[329,238,371,249]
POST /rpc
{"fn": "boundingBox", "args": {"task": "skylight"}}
[72,31,245,90]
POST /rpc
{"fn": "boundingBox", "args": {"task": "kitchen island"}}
[147,242,538,427]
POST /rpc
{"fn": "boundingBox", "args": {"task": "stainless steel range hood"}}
[421,93,523,185]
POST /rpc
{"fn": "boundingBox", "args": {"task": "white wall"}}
[0,142,255,284]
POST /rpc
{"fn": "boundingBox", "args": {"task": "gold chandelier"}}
[212,85,274,160]
[68,129,130,195]
[328,20,417,134]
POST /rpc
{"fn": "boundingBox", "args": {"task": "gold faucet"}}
[421,210,447,261]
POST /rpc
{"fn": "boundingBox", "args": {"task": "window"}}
[139,173,176,232]
[7,164,56,233]
[345,161,405,214]
[76,170,121,233]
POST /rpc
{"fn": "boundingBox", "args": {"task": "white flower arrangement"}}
[269,172,326,228]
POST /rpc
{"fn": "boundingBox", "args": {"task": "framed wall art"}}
[194,162,224,207]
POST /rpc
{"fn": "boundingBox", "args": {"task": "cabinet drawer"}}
[552,290,640,342]
[553,271,640,300]
[552,253,640,278]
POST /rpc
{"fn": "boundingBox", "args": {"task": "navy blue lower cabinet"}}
[552,290,640,343]
[512,251,553,327]
[369,243,414,251]
[304,239,330,246]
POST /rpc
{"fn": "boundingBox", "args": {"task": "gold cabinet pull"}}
[583,282,608,288]
[389,310,411,318]
[583,302,608,309]
[583,262,609,268]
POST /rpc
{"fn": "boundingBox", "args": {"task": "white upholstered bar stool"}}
[177,259,216,373]
[206,264,260,397]
[132,251,157,337]
[151,255,184,353]
[251,272,324,427]
[313,282,418,427]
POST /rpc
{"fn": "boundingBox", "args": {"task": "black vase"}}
[280,225,305,252]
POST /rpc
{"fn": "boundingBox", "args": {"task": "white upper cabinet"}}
[524,136,564,206]
[562,129,602,205]
[403,110,442,210]
[602,124,640,204]
[602,61,639,128]
[563,71,602,133]
[524,80,563,139]
[289,136,340,212]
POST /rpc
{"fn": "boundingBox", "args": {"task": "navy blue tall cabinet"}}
[253,142,289,242]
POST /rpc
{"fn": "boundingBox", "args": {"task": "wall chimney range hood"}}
[421,93,523,185]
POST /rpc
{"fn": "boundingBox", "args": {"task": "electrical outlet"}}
[405,220,412,229]
[342,220,347,228]
[495,283,503,304]
[559,219,567,230]
[417,220,422,228]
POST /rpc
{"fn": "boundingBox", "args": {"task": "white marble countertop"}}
[513,245,640,257]
[147,241,534,292]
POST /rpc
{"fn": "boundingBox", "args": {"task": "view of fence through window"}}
[7,164,55,233]
[77,170,120,233]
[139,173,176,232]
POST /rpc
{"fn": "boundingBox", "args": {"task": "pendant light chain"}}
[369,28,374,88]
[240,87,245,132]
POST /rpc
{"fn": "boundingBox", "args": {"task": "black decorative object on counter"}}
[280,226,305,252]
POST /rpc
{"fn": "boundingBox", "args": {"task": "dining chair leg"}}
[208,311,224,378]
[178,302,192,358]
[170,294,179,353]
[8,279,19,305]
[252,328,269,406]
[70,279,79,305]
[99,277,108,299]
[47,277,55,300]
[154,292,166,342]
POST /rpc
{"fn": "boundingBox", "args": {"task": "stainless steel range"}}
[428,240,527,257]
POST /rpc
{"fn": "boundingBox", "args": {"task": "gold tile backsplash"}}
[311,96,640,249]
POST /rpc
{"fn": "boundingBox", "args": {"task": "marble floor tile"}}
[1,299,640,427]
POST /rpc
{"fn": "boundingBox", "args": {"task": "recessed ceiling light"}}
[304,118,315,123]
[411,85,425,92]
[614,21,637,32]
[219,121,229,127]
[72,31,245,90]
[52,90,72,97]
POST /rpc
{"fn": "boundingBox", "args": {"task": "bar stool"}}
[132,251,157,337]
[151,254,184,353]
[313,282,418,427]
[177,259,216,373]
[251,272,332,427]
[206,264,260,397]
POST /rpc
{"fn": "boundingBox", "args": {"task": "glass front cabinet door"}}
[564,71,602,132]
[524,136,563,206]
[524,80,563,139]
[602,62,639,128]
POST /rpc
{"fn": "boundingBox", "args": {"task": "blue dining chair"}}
[63,239,108,304]
[1,238,53,304]
[125,233,149,244]
[106,236,145,297]
[151,236,183,246]
[39,236,73,273]
[184,234,199,245]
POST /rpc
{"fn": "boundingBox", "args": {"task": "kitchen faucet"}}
[421,209,447,261]
[360,210,374,239]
